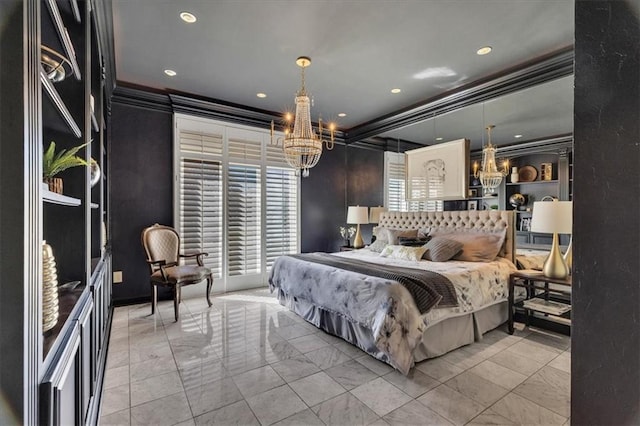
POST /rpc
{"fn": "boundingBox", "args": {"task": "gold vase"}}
[42,241,59,332]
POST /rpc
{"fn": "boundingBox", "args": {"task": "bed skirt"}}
[276,288,509,368]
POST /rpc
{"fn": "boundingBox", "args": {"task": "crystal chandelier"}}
[271,57,334,177]
[473,125,509,194]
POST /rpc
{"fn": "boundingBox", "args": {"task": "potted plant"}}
[43,141,88,194]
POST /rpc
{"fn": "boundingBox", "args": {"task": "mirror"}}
[377,75,573,151]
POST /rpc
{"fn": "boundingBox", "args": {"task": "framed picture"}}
[468,200,478,210]
[405,139,470,201]
[520,217,532,231]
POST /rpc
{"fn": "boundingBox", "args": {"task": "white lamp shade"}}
[369,206,387,224]
[347,206,369,224]
[530,200,573,234]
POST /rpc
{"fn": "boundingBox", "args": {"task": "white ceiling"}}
[111,0,574,143]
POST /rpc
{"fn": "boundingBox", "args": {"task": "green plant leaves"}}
[42,141,89,179]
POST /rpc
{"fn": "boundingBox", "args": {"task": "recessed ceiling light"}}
[338,113,346,117]
[180,11,197,23]
[476,46,492,55]
[514,134,523,138]
[256,93,267,98]
[436,137,443,141]
[164,69,177,77]
[390,88,401,94]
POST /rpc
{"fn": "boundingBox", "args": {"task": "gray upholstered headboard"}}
[377,210,516,264]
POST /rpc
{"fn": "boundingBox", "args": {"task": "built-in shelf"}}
[40,68,82,138]
[45,0,81,79]
[507,180,558,186]
[90,203,99,209]
[91,112,99,132]
[43,189,82,206]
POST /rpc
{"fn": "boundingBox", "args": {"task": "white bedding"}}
[335,248,522,327]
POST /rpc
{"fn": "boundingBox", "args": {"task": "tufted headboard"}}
[377,210,516,264]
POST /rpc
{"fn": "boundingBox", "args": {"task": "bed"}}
[269,210,521,374]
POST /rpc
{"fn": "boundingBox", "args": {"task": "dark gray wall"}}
[346,146,384,245]
[110,103,173,303]
[572,1,640,424]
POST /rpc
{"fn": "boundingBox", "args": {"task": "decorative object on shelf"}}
[468,200,478,210]
[369,206,387,224]
[520,217,532,231]
[339,226,356,247]
[509,193,526,210]
[43,141,88,194]
[510,166,519,183]
[41,45,71,83]
[270,56,335,177]
[406,138,469,200]
[490,204,499,210]
[541,162,553,180]
[89,158,101,187]
[347,206,369,249]
[42,241,59,333]
[468,188,478,198]
[518,165,538,182]
[474,125,509,195]
[531,199,573,279]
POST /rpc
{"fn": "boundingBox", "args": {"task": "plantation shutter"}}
[227,131,262,277]
[265,167,298,270]
[385,152,407,212]
[177,129,223,278]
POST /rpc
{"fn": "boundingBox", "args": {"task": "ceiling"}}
[111,0,574,145]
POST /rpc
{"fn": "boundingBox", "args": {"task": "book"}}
[522,298,571,315]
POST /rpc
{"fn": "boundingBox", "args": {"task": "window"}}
[384,151,442,212]
[175,115,299,291]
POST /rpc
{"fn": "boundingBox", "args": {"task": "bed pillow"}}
[429,228,507,262]
[380,244,428,262]
[372,226,389,243]
[385,228,419,245]
[366,239,388,253]
[422,237,464,262]
[398,237,430,247]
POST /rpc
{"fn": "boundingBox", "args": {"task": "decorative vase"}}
[42,241,59,332]
[510,167,519,183]
[45,177,63,194]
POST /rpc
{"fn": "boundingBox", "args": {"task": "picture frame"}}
[520,217,532,231]
[468,200,478,211]
[405,139,470,201]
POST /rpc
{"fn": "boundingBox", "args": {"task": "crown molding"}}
[344,47,574,143]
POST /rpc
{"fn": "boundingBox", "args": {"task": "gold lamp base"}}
[352,224,364,249]
[543,233,569,279]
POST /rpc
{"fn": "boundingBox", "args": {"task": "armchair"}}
[141,224,213,321]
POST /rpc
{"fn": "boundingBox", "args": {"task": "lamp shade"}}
[347,206,369,224]
[369,206,387,224]
[530,200,572,234]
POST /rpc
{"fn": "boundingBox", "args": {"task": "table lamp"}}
[369,206,387,224]
[530,199,573,279]
[347,206,369,249]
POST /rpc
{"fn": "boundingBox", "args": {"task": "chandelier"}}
[270,56,334,177]
[473,125,509,194]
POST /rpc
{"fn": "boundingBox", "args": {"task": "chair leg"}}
[206,275,213,307]
[150,283,157,315]
[173,285,180,322]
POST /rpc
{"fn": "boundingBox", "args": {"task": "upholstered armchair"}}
[141,224,213,321]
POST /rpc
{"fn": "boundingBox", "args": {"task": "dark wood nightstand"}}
[508,270,572,335]
[339,246,355,252]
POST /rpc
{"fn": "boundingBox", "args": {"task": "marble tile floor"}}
[100,288,571,426]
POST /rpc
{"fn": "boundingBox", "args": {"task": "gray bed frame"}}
[376,210,516,361]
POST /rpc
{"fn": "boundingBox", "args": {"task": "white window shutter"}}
[265,167,298,270]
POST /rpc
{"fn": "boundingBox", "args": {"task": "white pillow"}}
[380,244,427,262]
[366,239,388,253]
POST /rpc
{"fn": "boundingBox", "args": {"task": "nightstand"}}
[339,246,355,252]
[508,270,572,335]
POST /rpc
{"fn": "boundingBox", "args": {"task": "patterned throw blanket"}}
[289,253,458,314]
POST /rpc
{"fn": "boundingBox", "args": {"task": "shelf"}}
[90,202,99,209]
[44,0,81,80]
[507,180,558,185]
[522,298,571,315]
[40,68,82,138]
[91,112,99,132]
[43,188,82,206]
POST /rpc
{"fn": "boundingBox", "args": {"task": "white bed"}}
[270,210,520,373]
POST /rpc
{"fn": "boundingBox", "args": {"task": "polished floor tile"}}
[101,289,571,426]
